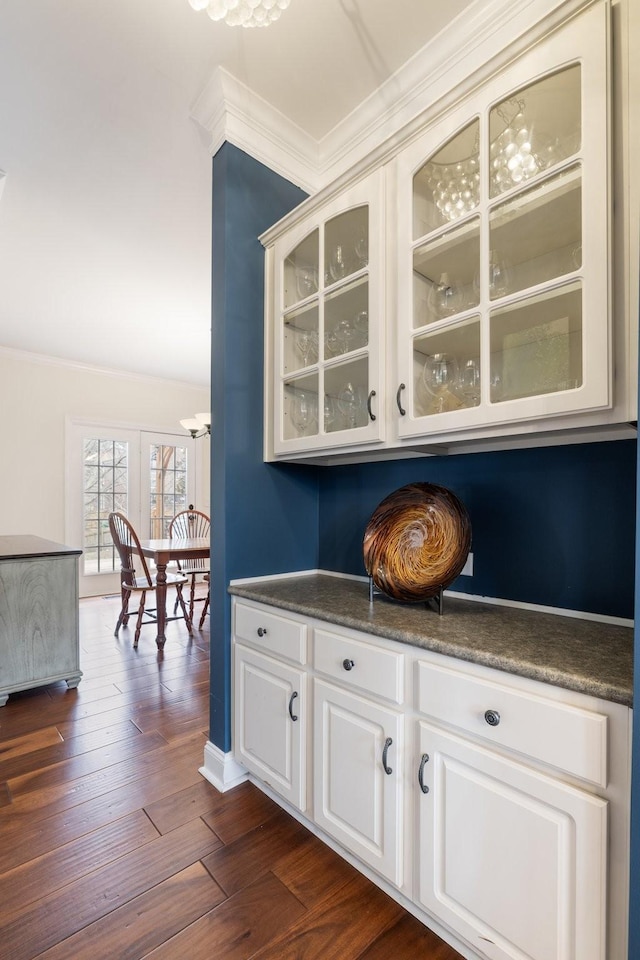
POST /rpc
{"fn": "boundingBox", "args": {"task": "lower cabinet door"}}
[415,721,607,960]
[234,643,306,810]
[313,678,403,886]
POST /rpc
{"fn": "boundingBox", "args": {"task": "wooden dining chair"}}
[169,507,210,629]
[108,512,192,648]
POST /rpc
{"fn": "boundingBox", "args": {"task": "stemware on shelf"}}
[295,329,318,367]
[337,381,360,429]
[329,244,348,282]
[290,391,318,436]
[488,251,512,299]
[354,229,369,268]
[324,394,337,430]
[336,317,356,354]
[459,358,481,405]
[354,310,369,347]
[428,273,462,319]
[422,353,461,413]
[295,267,318,301]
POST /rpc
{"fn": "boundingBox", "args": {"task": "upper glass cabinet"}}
[396,4,610,441]
[271,172,385,456]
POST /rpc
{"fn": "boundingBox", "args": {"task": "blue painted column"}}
[208,143,318,752]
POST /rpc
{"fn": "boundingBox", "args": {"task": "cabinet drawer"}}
[234,601,306,664]
[314,628,404,704]
[416,659,608,787]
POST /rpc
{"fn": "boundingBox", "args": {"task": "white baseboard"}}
[199,740,248,793]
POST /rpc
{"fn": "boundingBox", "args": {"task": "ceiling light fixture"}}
[180,412,211,439]
[188,0,291,28]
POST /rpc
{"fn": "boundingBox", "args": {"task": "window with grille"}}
[149,443,188,539]
[82,439,128,575]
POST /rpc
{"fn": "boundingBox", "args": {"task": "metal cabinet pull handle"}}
[396,383,406,416]
[288,691,298,722]
[382,737,393,775]
[257,627,268,637]
[342,658,355,671]
[418,753,430,794]
[366,390,377,421]
[484,709,501,727]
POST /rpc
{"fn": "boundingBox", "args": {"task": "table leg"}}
[155,560,168,648]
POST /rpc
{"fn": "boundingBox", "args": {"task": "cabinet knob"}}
[396,383,406,416]
[484,709,501,727]
[257,627,268,637]
[342,658,355,671]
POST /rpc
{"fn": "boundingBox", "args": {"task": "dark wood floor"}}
[0,593,463,960]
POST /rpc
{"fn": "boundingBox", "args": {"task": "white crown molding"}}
[316,0,590,187]
[190,0,592,193]
[190,67,321,194]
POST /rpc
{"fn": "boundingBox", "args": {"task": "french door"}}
[66,420,198,597]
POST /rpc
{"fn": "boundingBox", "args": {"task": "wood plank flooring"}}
[0,594,464,959]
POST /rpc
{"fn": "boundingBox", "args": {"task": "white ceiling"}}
[0,0,476,387]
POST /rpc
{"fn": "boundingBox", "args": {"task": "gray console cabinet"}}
[0,535,82,706]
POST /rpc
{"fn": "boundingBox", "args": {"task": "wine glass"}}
[337,381,359,429]
[423,353,459,413]
[295,267,318,300]
[354,310,369,348]
[459,358,481,406]
[295,329,317,367]
[324,328,341,358]
[329,244,347,282]
[323,394,337,431]
[336,317,356,354]
[290,391,317,436]
[354,228,368,268]
[488,251,512,299]
[428,273,462,319]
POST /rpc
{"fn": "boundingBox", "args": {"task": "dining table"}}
[136,536,210,648]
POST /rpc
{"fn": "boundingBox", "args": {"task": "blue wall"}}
[319,440,637,619]
[209,143,317,750]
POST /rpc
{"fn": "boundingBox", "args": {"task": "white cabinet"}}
[313,678,404,885]
[395,1,612,445]
[415,724,607,960]
[262,0,635,463]
[413,653,628,960]
[233,602,307,811]
[312,623,405,885]
[266,170,386,458]
[231,597,631,960]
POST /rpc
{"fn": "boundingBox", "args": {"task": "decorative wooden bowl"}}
[363,482,471,602]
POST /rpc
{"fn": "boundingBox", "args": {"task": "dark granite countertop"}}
[229,573,634,707]
[0,535,82,560]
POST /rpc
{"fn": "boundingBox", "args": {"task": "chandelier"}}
[188,0,291,28]
[422,100,554,224]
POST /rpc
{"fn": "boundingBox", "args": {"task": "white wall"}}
[0,346,210,543]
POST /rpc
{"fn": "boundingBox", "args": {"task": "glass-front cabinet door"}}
[395,1,609,442]
[271,172,384,456]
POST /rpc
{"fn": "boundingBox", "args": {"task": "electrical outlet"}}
[460,552,473,576]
